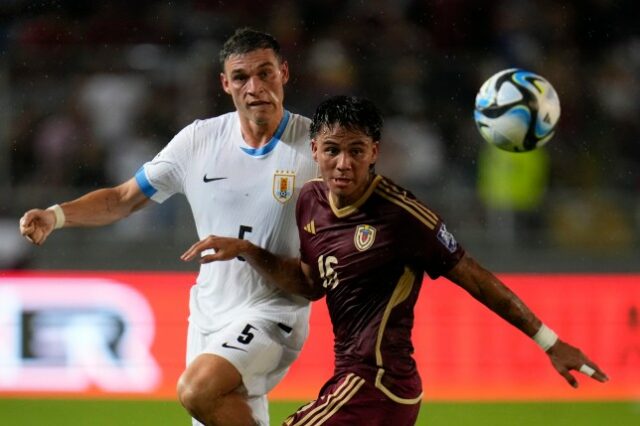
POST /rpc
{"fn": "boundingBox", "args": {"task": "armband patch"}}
[437,224,457,253]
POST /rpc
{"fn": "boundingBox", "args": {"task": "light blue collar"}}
[240,110,290,157]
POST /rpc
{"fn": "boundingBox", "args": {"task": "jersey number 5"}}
[318,255,339,290]
[236,225,253,261]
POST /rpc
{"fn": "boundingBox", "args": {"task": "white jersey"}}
[135,110,317,332]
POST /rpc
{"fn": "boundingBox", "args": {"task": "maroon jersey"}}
[296,175,464,402]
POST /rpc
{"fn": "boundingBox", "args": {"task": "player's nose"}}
[246,75,264,93]
[336,153,351,170]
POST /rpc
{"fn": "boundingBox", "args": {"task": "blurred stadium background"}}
[1,0,639,425]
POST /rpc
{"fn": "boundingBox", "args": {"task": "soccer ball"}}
[473,68,560,152]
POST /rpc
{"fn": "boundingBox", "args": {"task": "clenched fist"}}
[19,209,56,245]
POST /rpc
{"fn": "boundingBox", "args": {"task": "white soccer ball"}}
[474,68,561,152]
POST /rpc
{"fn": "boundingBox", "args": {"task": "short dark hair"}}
[219,27,282,67]
[310,95,383,141]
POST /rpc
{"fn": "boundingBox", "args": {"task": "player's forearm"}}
[60,192,127,227]
[240,243,321,300]
[446,254,541,337]
[59,182,148,228]
[475,273,541,337]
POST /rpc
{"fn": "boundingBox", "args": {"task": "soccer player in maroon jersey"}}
[182,95,608,425]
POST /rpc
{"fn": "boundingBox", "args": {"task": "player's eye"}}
[324,147,339,156]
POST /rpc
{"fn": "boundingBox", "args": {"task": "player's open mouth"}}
[332,177,351,187]
[248,101,270,107]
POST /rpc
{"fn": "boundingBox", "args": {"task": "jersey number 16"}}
[318,255,339,290]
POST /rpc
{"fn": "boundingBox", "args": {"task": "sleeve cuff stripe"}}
[135,167,157,198]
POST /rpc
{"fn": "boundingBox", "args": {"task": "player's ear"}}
[311,139,319,161]
[220,72,231,95]
[280,60,289,85]
[370,141,379,164]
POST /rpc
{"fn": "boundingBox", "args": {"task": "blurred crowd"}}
[1,0,639,268]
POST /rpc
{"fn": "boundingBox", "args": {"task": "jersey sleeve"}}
[295,183,315,266]
[134,121,196,203]
[412,213,465,279]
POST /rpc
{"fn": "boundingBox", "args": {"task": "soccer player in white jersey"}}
[19,28,318,426]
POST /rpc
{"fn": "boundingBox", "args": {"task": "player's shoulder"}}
[374,175,416,202]
[172,112,237,150]
[283,110,311,141]
[301,177,324,189]
[300,178,325,199]
[287,110,312,126]
[171,112,234,139]
[374,175,441,228]
[297,178,325,217]
[190,111,236,133]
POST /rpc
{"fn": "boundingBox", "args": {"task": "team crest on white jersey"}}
[354,224,376,251]
[273,170,295,203]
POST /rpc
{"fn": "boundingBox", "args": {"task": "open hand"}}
[547,339,609,388]
[181,235,250,264]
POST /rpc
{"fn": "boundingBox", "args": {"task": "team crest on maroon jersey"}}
[273,170,295,203]
[354,224,376,251]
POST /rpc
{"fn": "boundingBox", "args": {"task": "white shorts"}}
[186,316,307,425]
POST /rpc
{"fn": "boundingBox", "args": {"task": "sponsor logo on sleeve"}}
[437,224,458,253]
[303,220,316,235]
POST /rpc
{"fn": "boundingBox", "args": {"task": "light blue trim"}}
[240,110,290,157]
[135,167,157,198]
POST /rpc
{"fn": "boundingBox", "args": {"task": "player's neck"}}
[330,192,351,209]
[329,174,376,209]
[239,109,284,148]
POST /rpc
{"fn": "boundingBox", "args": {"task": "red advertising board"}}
[0,271,191,398]
[0,271,637,401]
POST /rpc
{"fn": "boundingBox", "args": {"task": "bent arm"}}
[444,253,608,387]
[181,235,323,300]
[19,178,150,245]
[239,242,322,300]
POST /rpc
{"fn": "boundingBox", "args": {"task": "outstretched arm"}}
[444,253,608,388]
[181,235,323,300]
[19,177,150,245]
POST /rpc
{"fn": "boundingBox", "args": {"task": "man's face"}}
[220,48,289,126]
[312,125,379,208]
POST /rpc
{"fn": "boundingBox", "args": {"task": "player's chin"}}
[330,178,352,191]
[250,107,276,124]
[329,185,356,202]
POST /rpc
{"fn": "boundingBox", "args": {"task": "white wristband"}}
[533,324,558,351]
[47,204,66,230]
